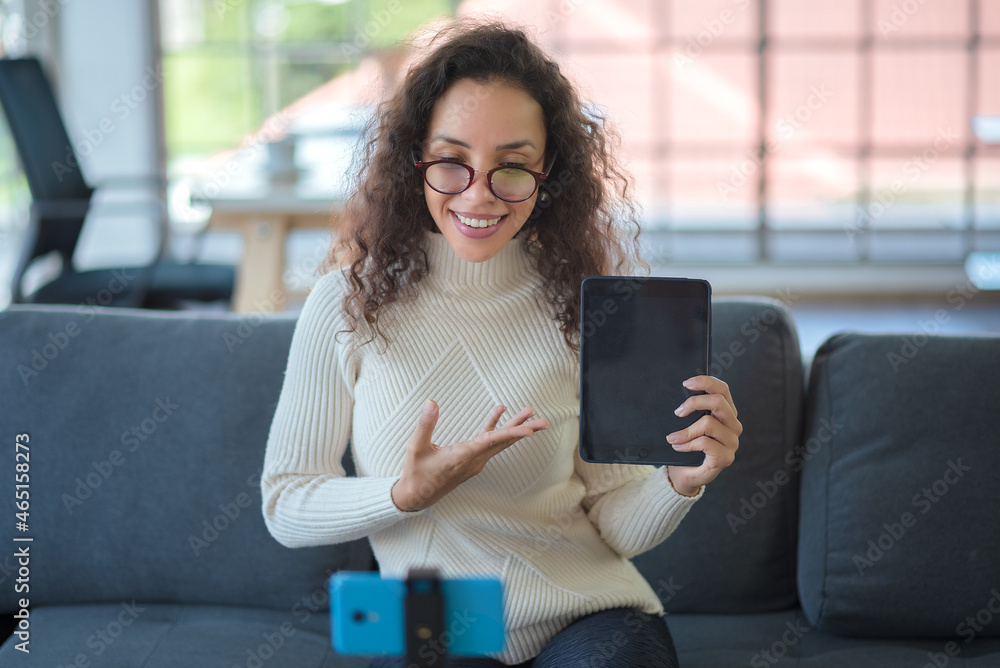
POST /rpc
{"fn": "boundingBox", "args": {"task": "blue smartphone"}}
[329,571,505,657]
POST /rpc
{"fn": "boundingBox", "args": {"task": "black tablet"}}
[579,276,711,466]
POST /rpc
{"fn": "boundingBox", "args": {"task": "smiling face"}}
[421,78,547,263]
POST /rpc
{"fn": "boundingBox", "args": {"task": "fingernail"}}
[683,378,695,389]
[667,433,680,443]
[422,400,434,414]
[674,405,684,416]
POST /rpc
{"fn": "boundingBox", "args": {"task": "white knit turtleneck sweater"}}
[261,231,702,664]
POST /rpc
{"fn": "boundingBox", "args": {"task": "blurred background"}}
[1,0,998,356]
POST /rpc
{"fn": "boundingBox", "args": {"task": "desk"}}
[193,178,341,313]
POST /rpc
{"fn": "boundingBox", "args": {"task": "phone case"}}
[329,571,505,656]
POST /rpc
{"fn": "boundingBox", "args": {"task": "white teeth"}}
[455,213,502,228]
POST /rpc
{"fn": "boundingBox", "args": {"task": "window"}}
[159,0,455,171]
[548,0,1000,264]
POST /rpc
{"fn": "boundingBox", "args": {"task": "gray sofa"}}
[1,299,998,667]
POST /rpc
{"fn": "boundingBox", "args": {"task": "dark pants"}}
[369,607,679,668]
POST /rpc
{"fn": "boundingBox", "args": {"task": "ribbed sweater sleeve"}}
[261,272,420,548]
[575,452,703,559]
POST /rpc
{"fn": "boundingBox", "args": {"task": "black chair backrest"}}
[0,57,93,202]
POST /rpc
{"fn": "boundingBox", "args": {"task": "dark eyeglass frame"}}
[413,151,559,203]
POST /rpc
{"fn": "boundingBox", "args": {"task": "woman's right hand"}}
[390,399,549,512]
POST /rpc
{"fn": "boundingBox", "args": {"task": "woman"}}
[262,21,742,667]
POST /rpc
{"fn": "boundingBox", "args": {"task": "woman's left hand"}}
[666,375,742,497]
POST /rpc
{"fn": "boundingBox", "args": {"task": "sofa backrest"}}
[0,298,806,616]
[0,305,372,613]
[632,298,805,613]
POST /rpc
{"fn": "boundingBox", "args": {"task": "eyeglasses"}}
[414,152,558,203]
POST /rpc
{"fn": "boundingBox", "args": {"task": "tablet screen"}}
[579,277,711,466]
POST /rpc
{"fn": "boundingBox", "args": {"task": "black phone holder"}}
[405,567,447,667]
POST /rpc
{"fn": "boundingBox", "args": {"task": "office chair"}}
[0,56,234,309]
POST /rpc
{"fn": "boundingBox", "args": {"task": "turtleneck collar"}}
[420,231,539,295]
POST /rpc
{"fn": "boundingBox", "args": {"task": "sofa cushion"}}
[798,332,1000,637]
[0,305,372,613]
[632,298,804,613]
[0,603,367,667]
[669,609,1000,667]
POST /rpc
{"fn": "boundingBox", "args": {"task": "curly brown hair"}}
[321,19,646,352]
